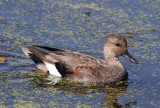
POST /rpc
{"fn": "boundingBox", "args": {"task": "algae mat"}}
[0,0,160,107]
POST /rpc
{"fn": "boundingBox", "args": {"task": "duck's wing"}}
[34,45,99,62]
[22,46,105,78]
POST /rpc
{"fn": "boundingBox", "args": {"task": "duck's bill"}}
[123,51,138,64]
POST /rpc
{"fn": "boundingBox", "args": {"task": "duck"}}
[22,34,138,83]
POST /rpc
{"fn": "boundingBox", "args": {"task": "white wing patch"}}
[44,62,62,77]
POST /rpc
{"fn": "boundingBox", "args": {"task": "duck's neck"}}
[104,52,125,70]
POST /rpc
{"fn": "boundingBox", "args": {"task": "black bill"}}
[123,50,138,64]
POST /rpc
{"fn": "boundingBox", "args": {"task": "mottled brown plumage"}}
[22,34,138,83]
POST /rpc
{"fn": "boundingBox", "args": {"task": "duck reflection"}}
[31,74,137,108]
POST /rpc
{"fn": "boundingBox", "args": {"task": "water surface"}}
[0,0,160,107]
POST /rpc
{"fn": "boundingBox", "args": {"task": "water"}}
[0,0,160,107]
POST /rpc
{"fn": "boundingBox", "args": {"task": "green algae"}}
[0,0,160,107]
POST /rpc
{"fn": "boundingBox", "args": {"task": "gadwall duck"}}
[22,34,138,83]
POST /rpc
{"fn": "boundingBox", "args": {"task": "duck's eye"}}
[116,43,120,47]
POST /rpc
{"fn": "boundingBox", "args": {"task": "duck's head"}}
[103,34,138,64]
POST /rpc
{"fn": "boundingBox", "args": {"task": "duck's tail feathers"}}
[22,46,62,77]
[22,47,48,73]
